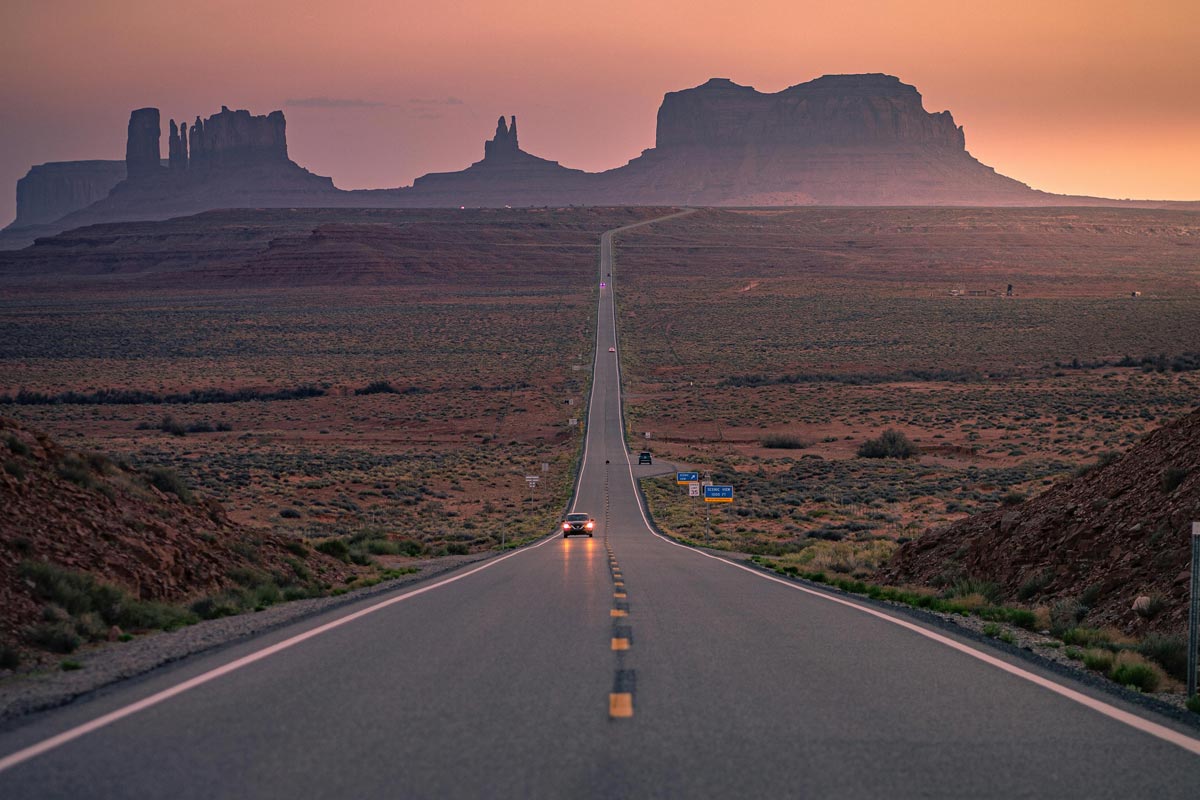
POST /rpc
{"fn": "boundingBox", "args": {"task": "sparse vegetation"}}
[0,385,326,406]
[857,429,919,460]
[145,466,193,502]
[1109,651,1162,693]
[760,433,809,449]
[1137,633,1188,681]
[1161,466,1189,493]
[19,561,197,651]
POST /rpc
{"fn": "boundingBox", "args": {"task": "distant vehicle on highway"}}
[609,347,616,352]
[562,512,595,537]
[638,451,652,465]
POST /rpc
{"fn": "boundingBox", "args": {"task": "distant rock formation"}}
[484,116,520,159]
[410,113,588,204]
[10,161,127,229]
[654,75,965,149]
[603,74,1035,205]
[3,106,339,243]
[168,120,185,171]
[124,108,162,179]
[187,106,289,169]
[5,74,1197,249]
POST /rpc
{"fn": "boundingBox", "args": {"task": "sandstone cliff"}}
[12,106,339,242]
[11,161,127,228]
[598,74,1038,205]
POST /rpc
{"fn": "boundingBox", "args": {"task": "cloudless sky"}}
[2,0,1198,224]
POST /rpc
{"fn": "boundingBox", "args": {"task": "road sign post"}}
[702,484,733,544]
[1189,522,1200,698]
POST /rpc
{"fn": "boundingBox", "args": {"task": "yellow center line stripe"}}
[611,637,630,651]
[610,609,628,617]
[609,693,634,718]
[614,592,627,599]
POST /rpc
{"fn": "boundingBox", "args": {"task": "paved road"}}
[2,212,1199,797]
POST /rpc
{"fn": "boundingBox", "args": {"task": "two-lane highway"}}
[2,211,1199,797]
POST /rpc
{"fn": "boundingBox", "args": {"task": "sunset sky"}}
[2,0,1198,224]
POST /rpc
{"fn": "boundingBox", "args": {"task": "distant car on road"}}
[637,451,652,465]
[608,347,616,352]
[562,512,595,537]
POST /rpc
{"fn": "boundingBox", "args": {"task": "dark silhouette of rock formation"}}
[10,161,128,228]
[409,113,588,204]
[0,105,340,245]
[4,74,1197,249]
[484,116,519,159]
[187,106,289,168]
[599,74,1037,205]
[124,108,162,180]
[168,120,184,171]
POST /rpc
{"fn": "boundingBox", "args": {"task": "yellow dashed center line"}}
[610,609,628,617]
[609,692,634,718]
[611,637,630,651]
[614,592,627,599]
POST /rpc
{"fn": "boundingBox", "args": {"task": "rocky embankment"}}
[880,408,1200,633]
[0,418,356,660]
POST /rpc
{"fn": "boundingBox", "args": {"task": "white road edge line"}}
[0,209,692,775]
[603,220,1200,760]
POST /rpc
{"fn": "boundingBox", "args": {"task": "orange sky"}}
[2,0,1198,223]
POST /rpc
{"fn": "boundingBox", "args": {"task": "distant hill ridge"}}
[3,73,1197,249]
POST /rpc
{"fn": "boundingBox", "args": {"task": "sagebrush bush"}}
[1138,633,1188,681]
[145,467,192,502]
[1109,652,1162,692]
[19,561,195,636]
[315,538,350,560]
[856,429,918,459]
[1161,466,1189,493]
[1082,649,1114,672]
[761,434,808,449]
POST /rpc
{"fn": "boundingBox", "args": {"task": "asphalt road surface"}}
[2,212,1199,797]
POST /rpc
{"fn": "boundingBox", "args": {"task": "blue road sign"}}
[677,471,699,484]
[703,485,734,503]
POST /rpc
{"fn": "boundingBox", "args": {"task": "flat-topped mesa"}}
[125,108,163,179]
[483,115,520,160]
[188,106,289,169]
[655,74,966,150]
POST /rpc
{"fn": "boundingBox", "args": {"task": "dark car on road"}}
[562,512,595,537]
[637,451,652,465]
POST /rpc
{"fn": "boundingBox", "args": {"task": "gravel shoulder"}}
[0,550,496,723]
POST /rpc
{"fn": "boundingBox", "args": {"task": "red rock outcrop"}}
[879,408,1200,634]
[0,417,357,652]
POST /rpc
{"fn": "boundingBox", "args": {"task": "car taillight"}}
[586,521,594,529]
[563,522,571,530]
